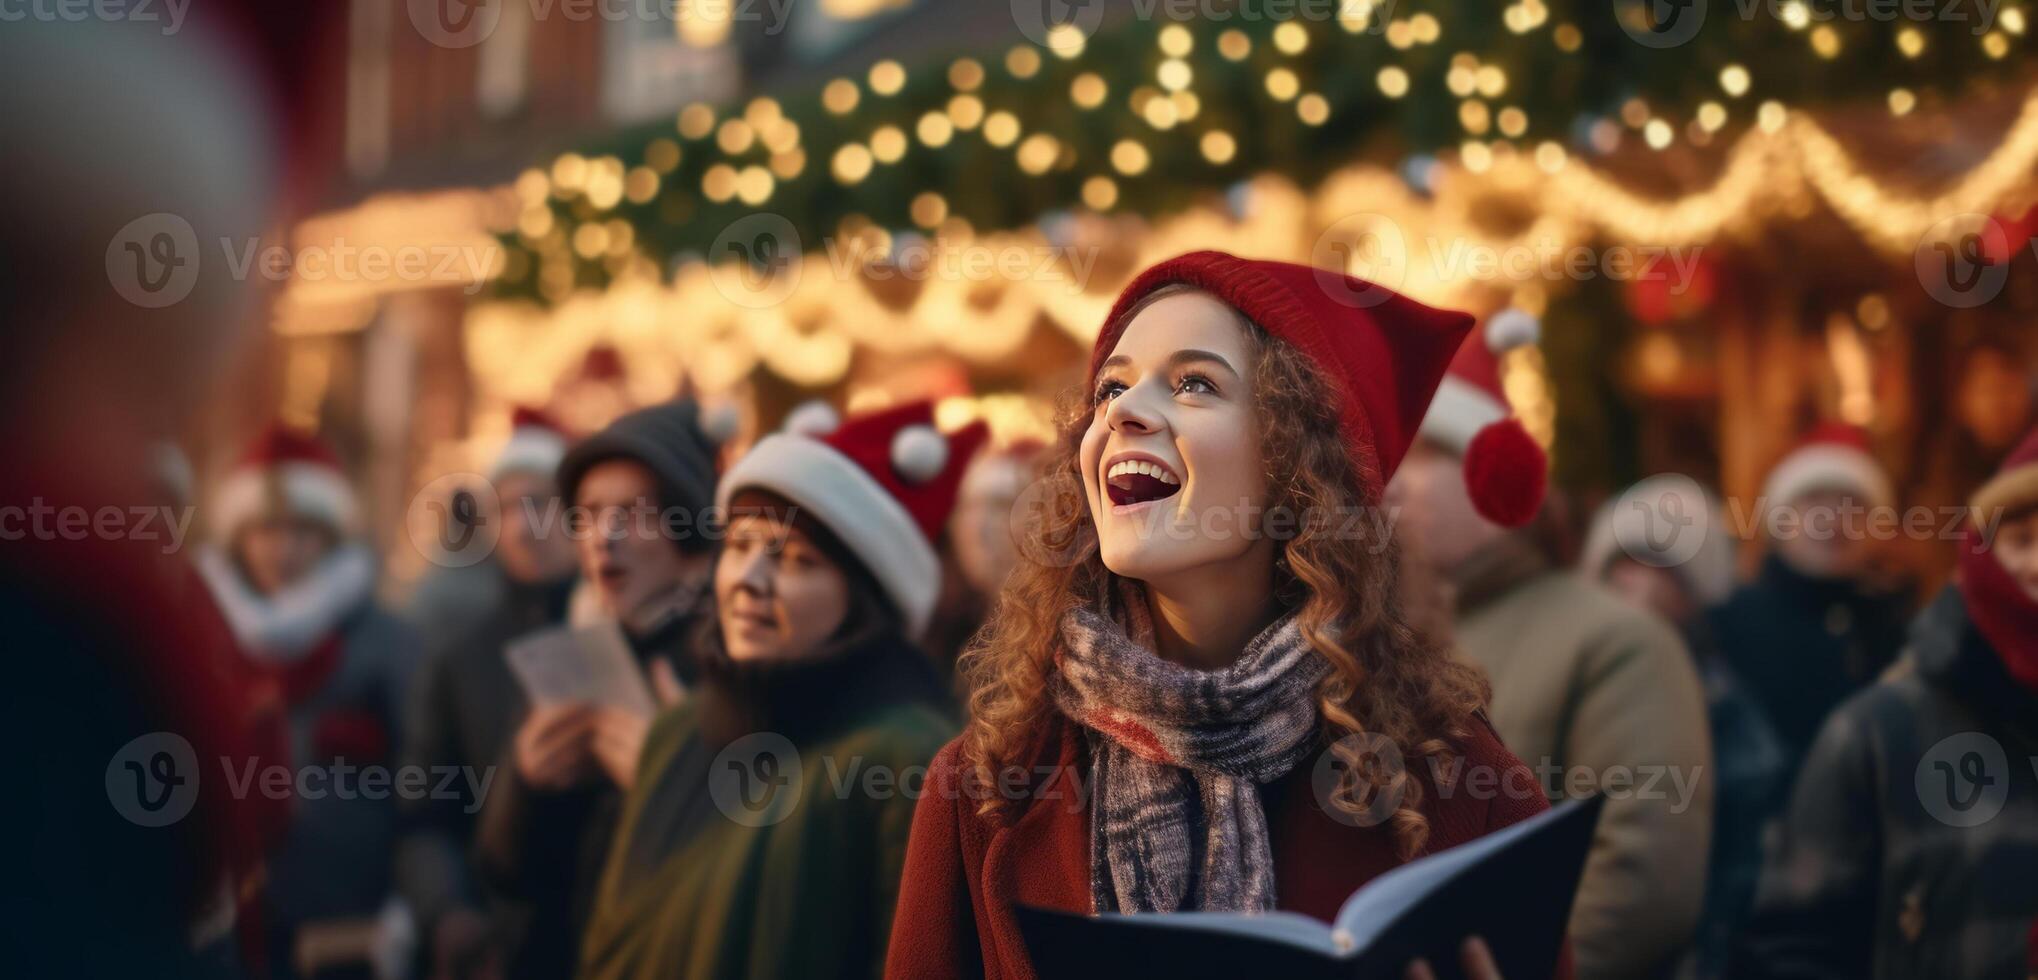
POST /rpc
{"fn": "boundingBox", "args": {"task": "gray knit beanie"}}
[556,400,721,549]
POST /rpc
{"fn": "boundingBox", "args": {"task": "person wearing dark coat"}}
[396,409,580,978]
[1712,424,1912,787]
[471,400,722,979]
[1735,426,2038,980]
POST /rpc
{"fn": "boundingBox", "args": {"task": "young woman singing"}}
[886,252,1561,980]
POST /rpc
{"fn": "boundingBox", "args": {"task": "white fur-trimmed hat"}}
[211,424,357,540]
[717,401,987,638]
[492,405,573,481]
[1762,422,1894,509]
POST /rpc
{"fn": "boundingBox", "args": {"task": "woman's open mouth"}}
[1104,455,1183,508]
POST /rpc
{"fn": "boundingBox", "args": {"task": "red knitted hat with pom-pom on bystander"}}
[1414,308,1549,527]
[718,400,989,639]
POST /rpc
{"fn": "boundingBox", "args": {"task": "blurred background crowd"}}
[3,0,2036,978]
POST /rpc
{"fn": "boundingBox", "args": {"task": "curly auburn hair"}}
[956,287,1490,859]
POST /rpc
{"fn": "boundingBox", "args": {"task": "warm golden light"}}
[1200,130,1236,164]
[1111,139,1151,175]
[869,60,906,95]
[832,144,873,184]
[1377,66,1411,98]
[823,79,860,115]
[1082,175,1118,210]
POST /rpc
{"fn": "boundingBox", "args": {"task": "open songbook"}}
[1016,794,1603,980]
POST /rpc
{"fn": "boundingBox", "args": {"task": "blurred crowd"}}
[26,320,2034,980]
[5,8,2036,980]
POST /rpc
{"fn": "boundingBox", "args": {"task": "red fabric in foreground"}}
[885,715,1573,980]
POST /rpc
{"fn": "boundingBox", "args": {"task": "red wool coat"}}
[885,714,1571,980]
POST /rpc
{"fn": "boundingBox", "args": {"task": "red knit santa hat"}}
[492,405,573,480]
[717,401,989,638]
[1414,308,1549,527]
[1763,421,1894,509]
[1094,250,1473,502]
[212,424,357,540]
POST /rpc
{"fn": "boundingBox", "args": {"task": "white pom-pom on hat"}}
[1485,308,1540,354]
[890,424,949,484]
[782,400,840,437]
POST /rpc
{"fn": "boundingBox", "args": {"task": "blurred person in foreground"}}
[889,253,1557,980]
[578,402,973,979]
[474,400,721,980]
[196,425,421,977]
[0,8,342,974]
[1389,311,1715,979]
[1711,423,1912,788]
[1581,476,1787,980]
[397,408,580,979]
[1735,424,2038,979]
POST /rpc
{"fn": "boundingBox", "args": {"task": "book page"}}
[505,622,658,718]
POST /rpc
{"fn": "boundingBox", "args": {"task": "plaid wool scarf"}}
[1054,584,1328,914]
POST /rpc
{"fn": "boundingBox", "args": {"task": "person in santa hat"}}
[196,423,423,975]
[1580,477,1786,980]
[396,406,582,979]
[472,399,726,980]
[1735,424,2038,980]
[1386,312,1714,980]
[888,252,1560,980]
[1711,422,1913,789]
[576,400,974,979]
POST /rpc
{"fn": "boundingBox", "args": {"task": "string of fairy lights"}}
[487,0,2031,305]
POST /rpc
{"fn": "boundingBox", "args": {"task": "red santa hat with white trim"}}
[211,424,358,540]
[717,400,989,638]
[1762,422,1894,509]
[492,406,574,481]
[1415,308,1549,527]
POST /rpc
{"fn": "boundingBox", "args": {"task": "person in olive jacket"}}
[579,401,976,979]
